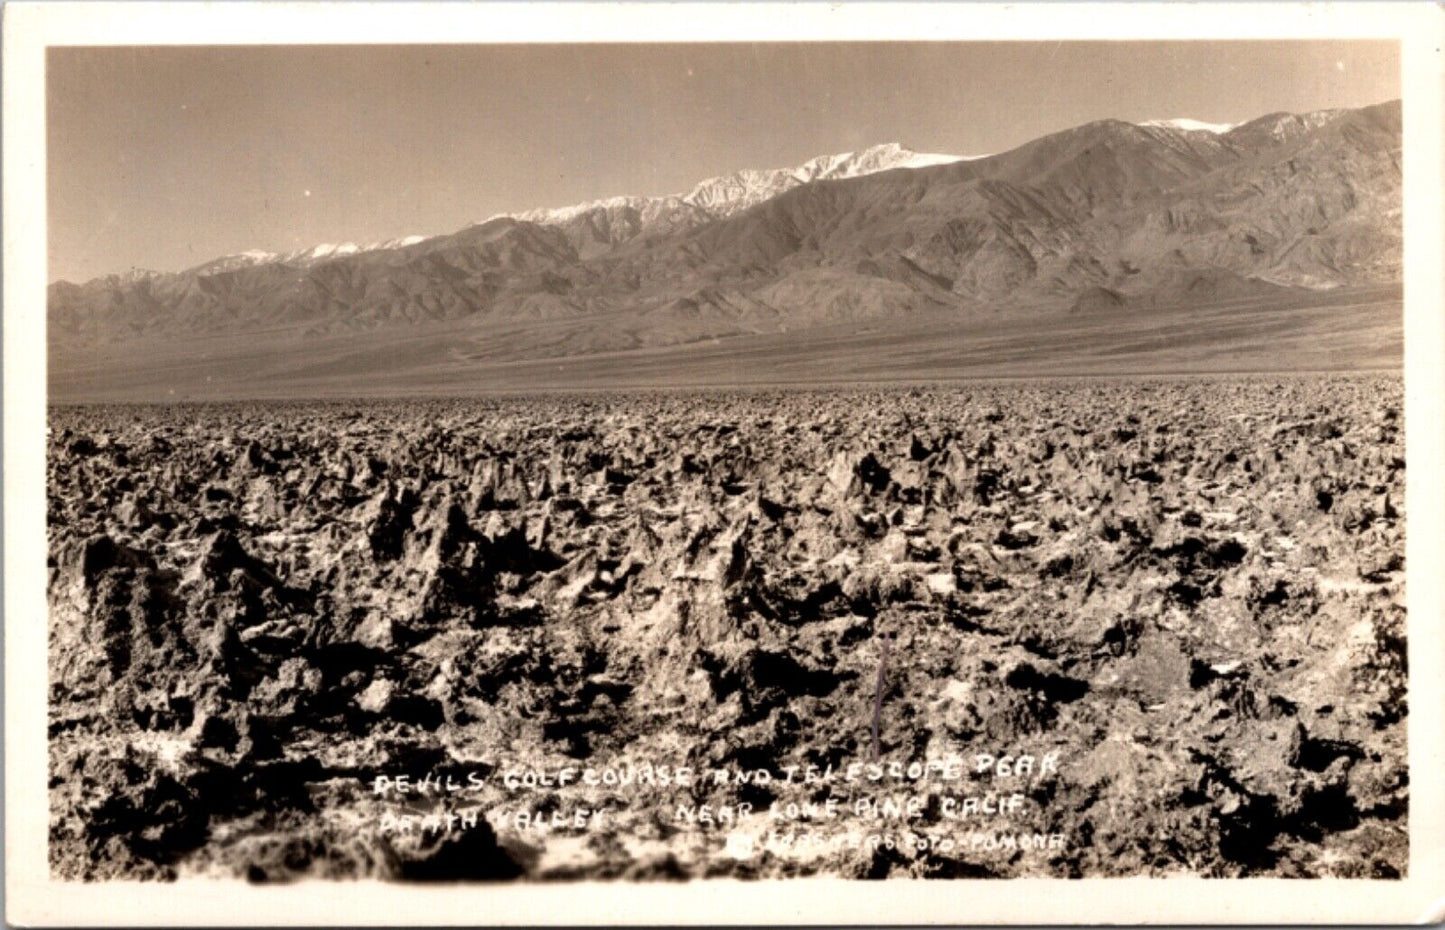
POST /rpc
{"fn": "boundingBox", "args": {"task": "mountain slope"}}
[49,101,1401,366]
[570,101,1397,321]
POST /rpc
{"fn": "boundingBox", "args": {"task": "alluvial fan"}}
[47,374,1406,880]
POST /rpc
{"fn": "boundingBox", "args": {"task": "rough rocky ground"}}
[48,375,1406,881]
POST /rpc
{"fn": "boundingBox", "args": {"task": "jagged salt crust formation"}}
[49,376,1405,881]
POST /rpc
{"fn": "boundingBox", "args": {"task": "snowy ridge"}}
[1257,110,1345,142]
[183,144,979,278]
[105,268,164,285]
[185,236,430,276]
[509,195,656,226]
[491,142,981,227]
[1139,110,1346,142]
[1140,118,1238,135]
[287,242,361,263]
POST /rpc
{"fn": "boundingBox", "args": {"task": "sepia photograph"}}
[6,2,1445,925]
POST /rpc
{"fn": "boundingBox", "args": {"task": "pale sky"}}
[48,41,1399,283]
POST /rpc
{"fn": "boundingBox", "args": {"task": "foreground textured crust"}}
[47,375,1406,880]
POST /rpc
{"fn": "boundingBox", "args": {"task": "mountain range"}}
[48,100,1402,399]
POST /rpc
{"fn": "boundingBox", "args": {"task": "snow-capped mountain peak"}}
[1259,109,1345,141]
[183,239,432,277]
[286,242,362,263]
[488,143,982,228]
[1139,118,1238,135]
[175,144,988,279]
[359,235,428,252]
[109,268,163,285]
[184,249,280,275]
[508,195,657,226]
[679,142,971,215]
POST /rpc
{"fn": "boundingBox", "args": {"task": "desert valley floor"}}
[48,285,1402,403]
[48,372,1406,880]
